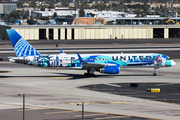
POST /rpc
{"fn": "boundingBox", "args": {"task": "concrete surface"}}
[0,60,180,120]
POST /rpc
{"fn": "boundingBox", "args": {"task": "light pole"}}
[77,102,84,120]
[18,94,25,120]
[82,103,84,120]
[154,6,155,25]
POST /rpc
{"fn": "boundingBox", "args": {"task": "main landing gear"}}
[84,73,95,77]
[153,67,159,76]
[84,68,96,77]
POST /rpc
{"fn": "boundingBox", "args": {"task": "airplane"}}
[6,29,176,77]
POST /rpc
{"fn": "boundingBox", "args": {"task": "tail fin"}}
[6,29,41,57]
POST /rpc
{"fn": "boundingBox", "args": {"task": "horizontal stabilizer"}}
[9,57,30,63]
[60,48,64,53]
[60,48,66,54]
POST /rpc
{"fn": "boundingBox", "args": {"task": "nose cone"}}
[171,60,176,66]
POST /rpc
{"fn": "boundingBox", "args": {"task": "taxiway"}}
[0,61,180,120]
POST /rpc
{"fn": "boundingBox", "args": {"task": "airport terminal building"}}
[0,25,180,40]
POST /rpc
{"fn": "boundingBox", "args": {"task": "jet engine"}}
[99,66,120,74]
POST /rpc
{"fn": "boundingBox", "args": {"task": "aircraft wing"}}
[77,53,117,69]
[126,62,150,65]
[81,62,105,67]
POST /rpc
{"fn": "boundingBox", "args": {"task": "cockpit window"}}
[166,58,171,60]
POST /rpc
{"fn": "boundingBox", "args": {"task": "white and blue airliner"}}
[6,29,176,76]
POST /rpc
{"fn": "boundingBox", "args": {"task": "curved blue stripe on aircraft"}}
[6,29,22,48]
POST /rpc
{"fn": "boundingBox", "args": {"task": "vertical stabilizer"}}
[6,29,41,57]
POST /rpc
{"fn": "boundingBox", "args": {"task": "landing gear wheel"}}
[153,73,157,76]
[84,73,88,76]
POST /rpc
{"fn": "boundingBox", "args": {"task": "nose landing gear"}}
[153,67,159,76]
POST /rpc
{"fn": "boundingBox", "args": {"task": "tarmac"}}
[0,38,180,119]
[0,60,180,120]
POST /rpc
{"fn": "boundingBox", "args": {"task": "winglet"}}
[60,48,64,53]
[77,53,84,63]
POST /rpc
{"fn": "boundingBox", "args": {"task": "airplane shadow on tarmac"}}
[0,73,163,80]
[53,72,160,80]
[0,75,70,78]
[53,73,109,80]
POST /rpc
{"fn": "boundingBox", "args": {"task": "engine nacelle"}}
[99,66,120,74]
